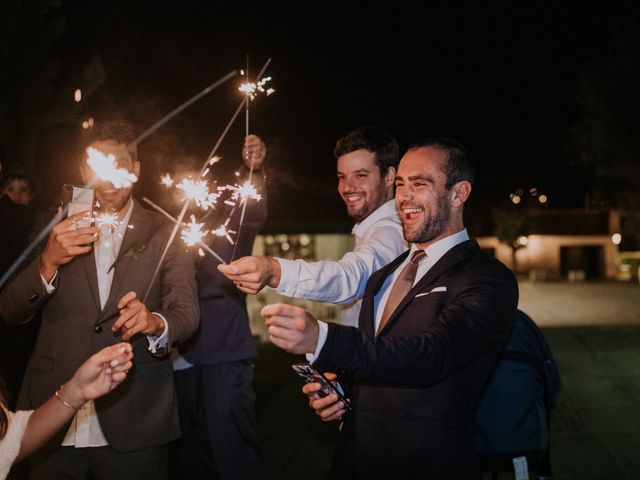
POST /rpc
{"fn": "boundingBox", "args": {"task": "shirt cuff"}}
[40,272,57,293]
[274,258,296,295]
[305,320,328,364]
[147,313,169,355]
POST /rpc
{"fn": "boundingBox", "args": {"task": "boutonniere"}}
[108,244,146,273]
[124,244,146,260]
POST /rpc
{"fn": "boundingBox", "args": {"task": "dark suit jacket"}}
[0,200,199,451]
[313,239,518,479]
[179,168,267,365]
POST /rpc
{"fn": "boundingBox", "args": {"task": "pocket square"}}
[415,286,447,298]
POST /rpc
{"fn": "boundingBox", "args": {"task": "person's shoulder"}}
[459,240,516,280]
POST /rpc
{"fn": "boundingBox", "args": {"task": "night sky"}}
[7,1,634,233]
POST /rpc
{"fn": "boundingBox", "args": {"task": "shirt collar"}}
[409,228,469,265]
[352,199,399,238]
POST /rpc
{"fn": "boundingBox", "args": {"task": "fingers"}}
[117,291,138,310]
[91,342,133,366]
[261,303,303,320]
[306,392,345,421]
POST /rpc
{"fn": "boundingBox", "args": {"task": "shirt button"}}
[94,325,103,333]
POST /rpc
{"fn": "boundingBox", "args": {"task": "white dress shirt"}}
[310,229,470,361]
[41,202,169,447]
[276,200,406,327]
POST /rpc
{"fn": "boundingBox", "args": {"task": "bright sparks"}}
[231,181,262,203]
[212,224,236,245]
[86,147,138,188]
[177,178,220,210]
[94,212,120,231]
[181,215,208,247]
[160,174,174,187]
[239,76,275,101]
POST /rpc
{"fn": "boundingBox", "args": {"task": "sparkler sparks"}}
[212,223,236,245]
[86,147,138,188]
[176,178,220,210]
[238,76,275,101]
[181,215,208,247]
[231,181,262,203]
[160,174,174,187]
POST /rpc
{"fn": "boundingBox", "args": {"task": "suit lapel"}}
[98,201,160,319]
[378,240,479,336]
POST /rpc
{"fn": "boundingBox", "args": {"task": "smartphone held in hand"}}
[62,184,94,228]
[292,363,352,411]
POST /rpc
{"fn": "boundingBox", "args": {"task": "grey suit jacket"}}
[0,200,199,451]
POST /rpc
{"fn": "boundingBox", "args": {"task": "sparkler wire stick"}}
[0,205,70,290]
[141,197,226,264]
[142,58,271,302]
[230,58,271,261]
[132,70,238,146]
[245,55,249,137]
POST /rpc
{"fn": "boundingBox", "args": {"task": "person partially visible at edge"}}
[0,344,133,480]
[0,121,199,480]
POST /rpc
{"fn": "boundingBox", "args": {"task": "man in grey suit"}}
[0,121,199,479]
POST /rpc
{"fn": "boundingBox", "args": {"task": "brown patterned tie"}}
[377,249,426,335]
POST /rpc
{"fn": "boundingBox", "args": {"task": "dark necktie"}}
[377,249,426,335]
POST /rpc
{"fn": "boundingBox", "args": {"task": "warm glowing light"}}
[239,76,275,101]
[538,194,548,204]
[177,178,220,210]
[160,174,174,187]
[86,147,138,188]
[516,235,529,247]
[511,195,521,205]
[94,212,120,231]
[181,215,208,246]
[529,187,538,196]
[75,89,82,102]
[612,233,622,245]
[231,181,262,203]
[82,117,94,129]
[213,223,236,244]
[208,156,221,166]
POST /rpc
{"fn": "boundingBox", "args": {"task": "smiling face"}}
[337,149,394,223]
[395,146,469,249]
[80,140,140,215]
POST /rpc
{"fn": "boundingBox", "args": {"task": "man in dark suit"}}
[261,138,518,479]
[0,121,199,480]
[172,135,267,479]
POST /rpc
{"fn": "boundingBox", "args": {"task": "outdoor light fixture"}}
[516,235,529,247]
[612,233,622,245]
[74,89,82,102]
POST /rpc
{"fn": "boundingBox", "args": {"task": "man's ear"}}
[133,160,141,178]
[450,181,472,208]
[384,166,396,188]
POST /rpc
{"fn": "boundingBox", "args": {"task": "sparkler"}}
[141,197,226,264]
[181,215,208,246]
[176,178,220,210]
[160,174,174,187]
[86,147,138,188]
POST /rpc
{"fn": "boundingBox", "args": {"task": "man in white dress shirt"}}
[219,126,406,325]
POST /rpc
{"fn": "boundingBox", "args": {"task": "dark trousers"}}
[28,444,168,480]
[173,361,263,480]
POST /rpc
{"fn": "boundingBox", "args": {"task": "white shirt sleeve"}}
[306,320,328,364]
[276,220,406,305]
[40,271,58,294]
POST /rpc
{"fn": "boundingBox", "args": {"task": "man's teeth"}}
[403,208,422,214]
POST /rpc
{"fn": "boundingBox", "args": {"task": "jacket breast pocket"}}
[405,292,447,331]
[26,354,53,372]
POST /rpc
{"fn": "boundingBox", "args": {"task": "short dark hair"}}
[407,137,474,188]
[0,172,34,193]
[78,121,138,164]
[334,126,399,175]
